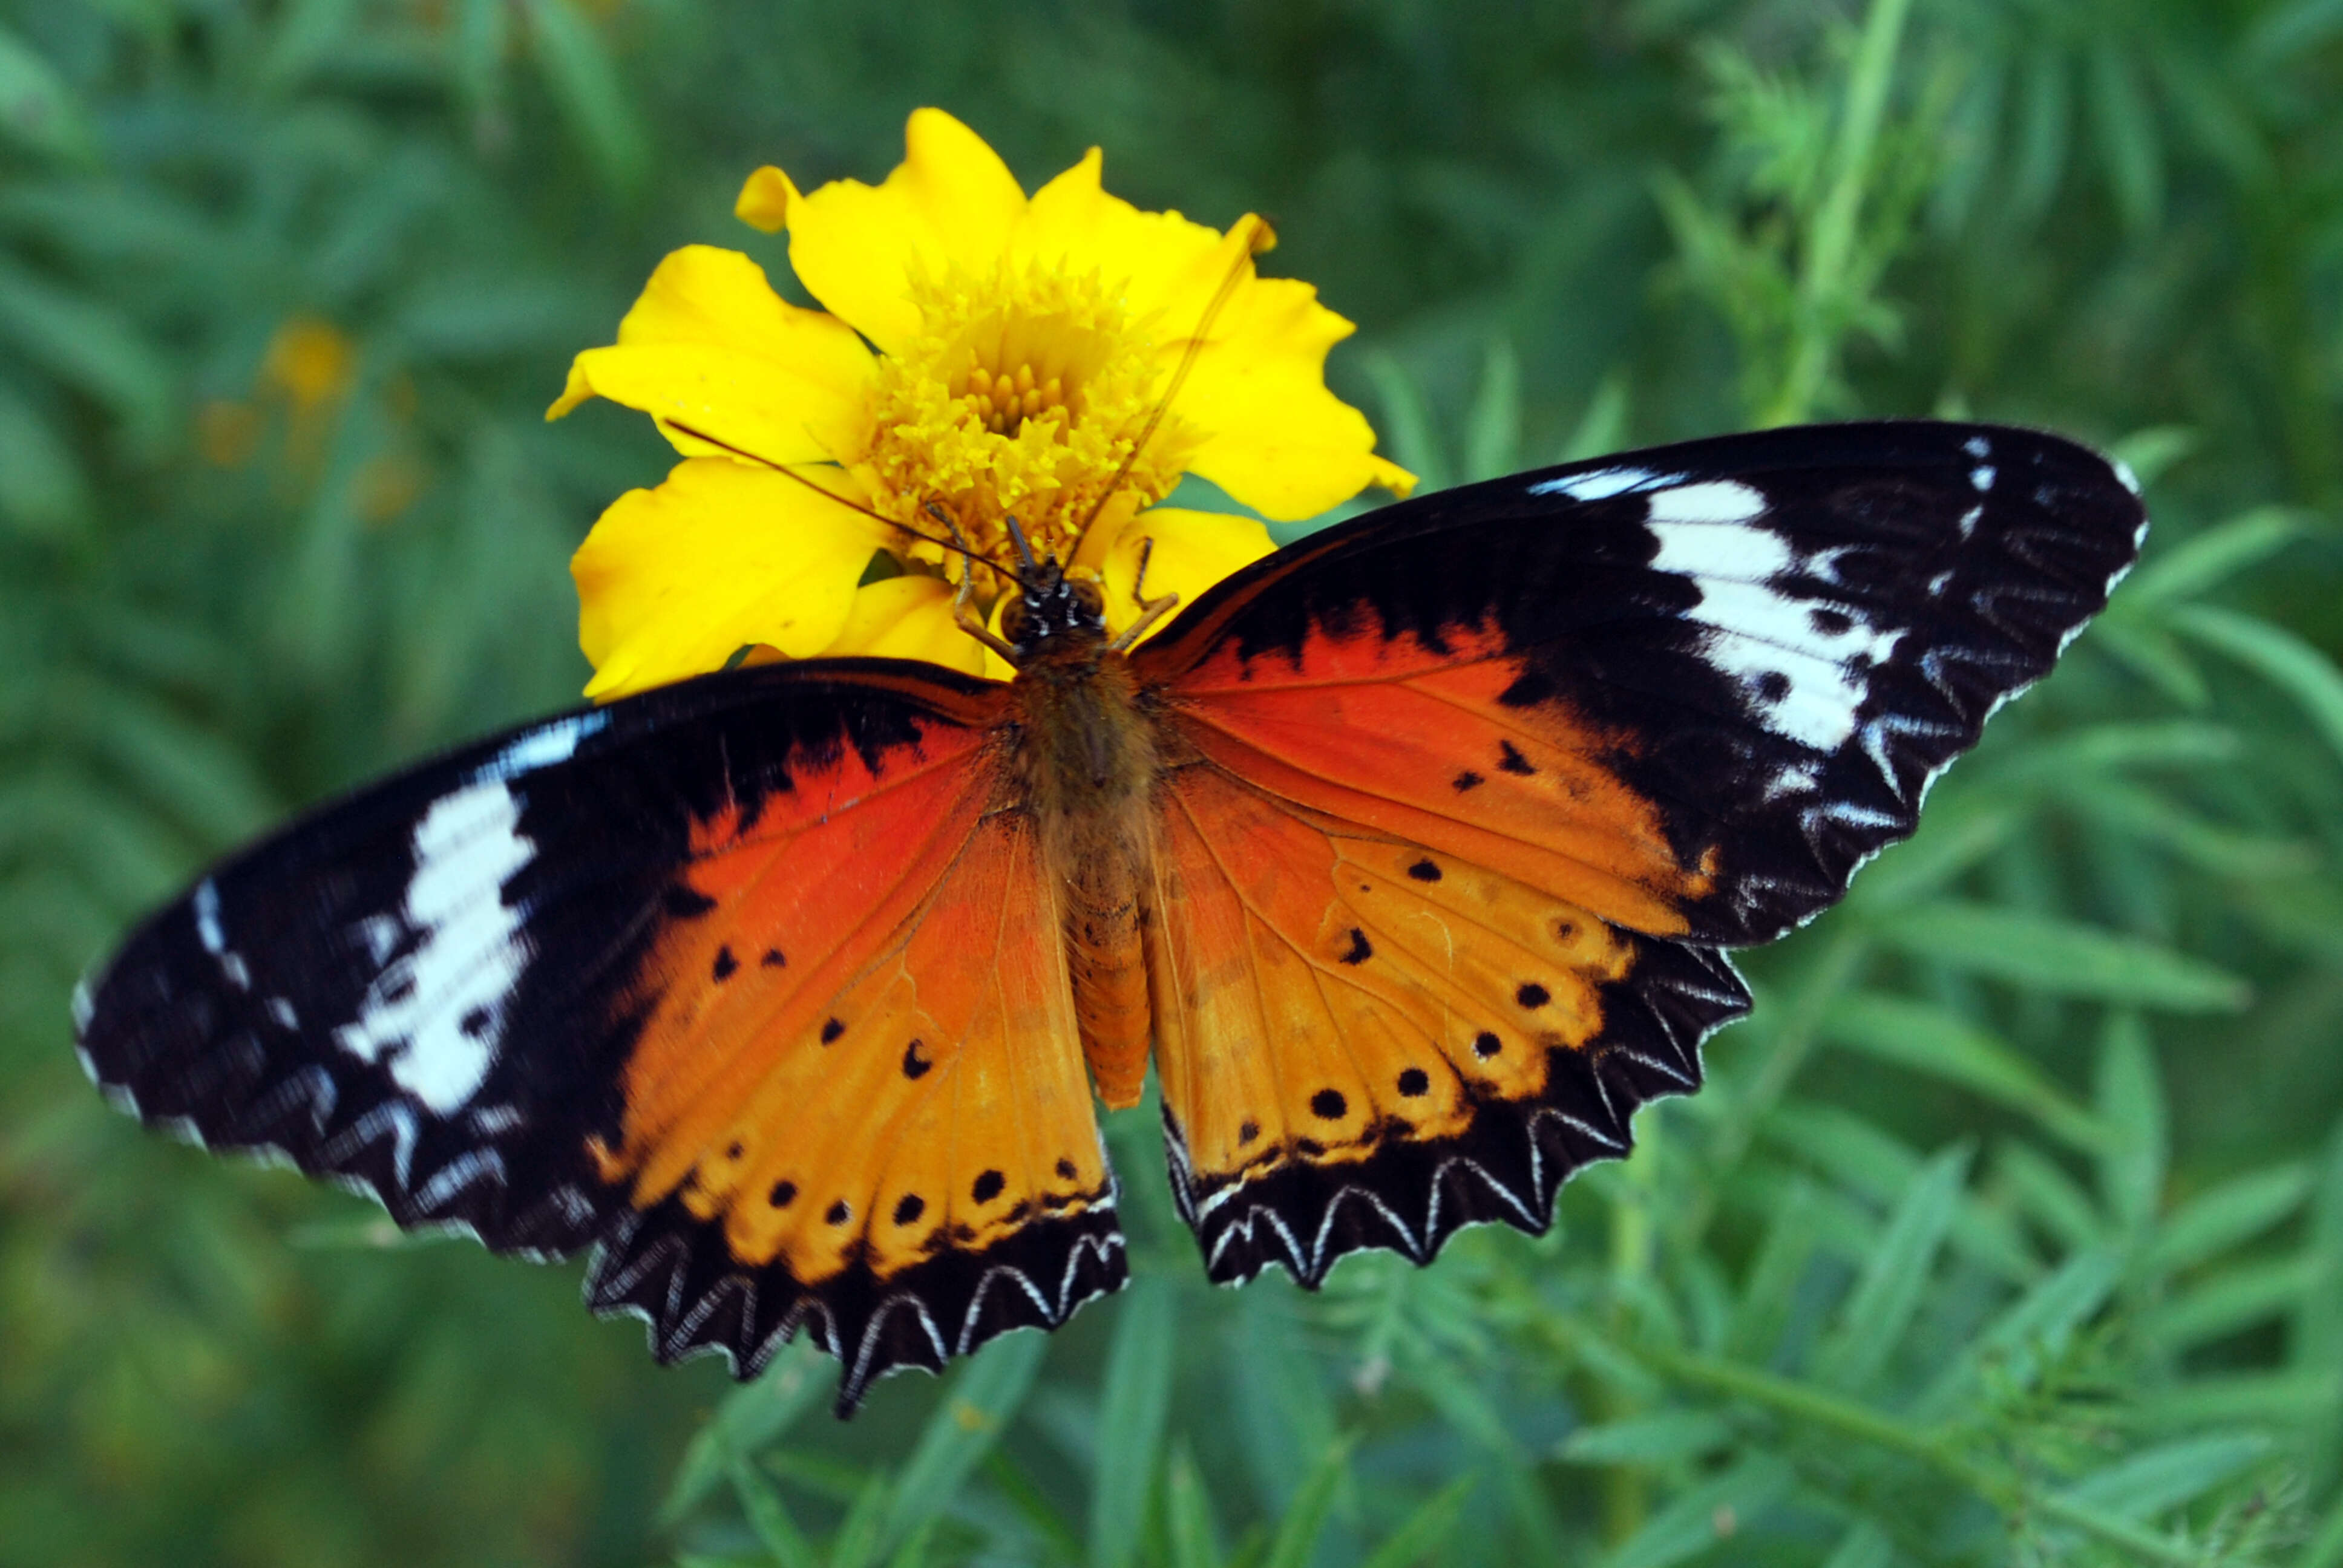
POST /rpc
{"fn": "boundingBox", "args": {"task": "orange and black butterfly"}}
[74,420,2145,1412]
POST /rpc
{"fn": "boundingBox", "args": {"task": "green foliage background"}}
[4,1,2342,1563]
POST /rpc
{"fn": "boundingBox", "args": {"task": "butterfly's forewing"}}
[75,661,1125,1411]
[1134,420,2145,1281]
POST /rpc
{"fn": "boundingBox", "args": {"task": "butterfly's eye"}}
[1000,595,1034,647]
[1068,577,1106,621]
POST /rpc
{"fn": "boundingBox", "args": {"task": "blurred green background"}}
[5,1,2343,1564]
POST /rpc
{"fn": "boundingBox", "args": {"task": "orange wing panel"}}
[586,702,1124,1408]
[1145,763,1745,1285]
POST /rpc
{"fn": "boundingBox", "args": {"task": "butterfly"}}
[74,419,2146,1413]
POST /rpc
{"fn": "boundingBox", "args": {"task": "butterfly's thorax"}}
[1004,603,1163,1110]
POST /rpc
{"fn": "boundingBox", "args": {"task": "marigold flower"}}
[551,108,1414,697]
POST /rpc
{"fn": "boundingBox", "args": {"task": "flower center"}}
[859,264,1196,582]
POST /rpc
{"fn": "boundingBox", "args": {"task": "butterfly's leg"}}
[1107,536,1181,652]
[946,522,1022,665]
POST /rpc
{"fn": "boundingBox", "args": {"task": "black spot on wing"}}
[1167,938,1748,1288]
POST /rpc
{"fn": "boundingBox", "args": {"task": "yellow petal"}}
[548,246,876,467]
[572,457,886,701]
[1095,506,1275,646]
[735,165,798,232]
[1172,275,1415,517]
[776,108,1027,357]
[818,573,990,678]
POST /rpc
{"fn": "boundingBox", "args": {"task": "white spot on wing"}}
[1647,498,1904,753]
[475,712,607,783]
[333,780,534,1113]
[1964,435,1990,459]
[1970,465,1996,491]
[192,878,252,991]
[1645,480,1766,526]
[267,997,299,1030]
[2114,459,2142,495]
[1530,466,1674,501]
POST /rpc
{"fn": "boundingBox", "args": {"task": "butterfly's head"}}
[1000,555,1107,656]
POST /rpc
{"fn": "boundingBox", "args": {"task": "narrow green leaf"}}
[1599,1455,1794,1568]
[1165,1443,1222,1568]
[0,378,88,537]
[520,0,650,195]
[880,1330,1048,1552]
[1463,338,1519,482]
[730,1455,819,1568]
[2103,425,2200,490]
[2058,1432,2271,1519]
[1359,351,1449,492]
[1816,1146,1968,1390]
[1818,1521,1891,1568]
[2120,505,2304,606]
[0,257,172,441]
[662,1341,830,1524]
[1997,1140,2106,1252]
[2301,1494,2343,1568]
[1822,992,2108,1150]
[1729,1177,1823,1359]
[828,1471,893,1568]
[1990,719,2241,783]
[2097,1014,2169,1236]
[258,0,360,93]
[1091,1278,1178,1568]
[1559,371,1630,462]
[1357,1474,1476,1568]
[2086,44,2163,231]
[1845,802,2017,909]
[1558,1411,1734,1465]
[2172,604,2343,771]
[2091,618,2212,708]
[1916,1247,2120,1419]
[2142,1255,2319,1349]
[1880,901,2249,1012]
[0,23,92,160]
[2143,1369,2341,1428]
[2141,1163,2313,1277]
[1257,1434,1353,1568]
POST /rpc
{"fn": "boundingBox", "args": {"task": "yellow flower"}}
[551,108,1414,699]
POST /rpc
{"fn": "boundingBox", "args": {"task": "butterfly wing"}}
[74,660,1124,1411]
[1133,420,2145,1281]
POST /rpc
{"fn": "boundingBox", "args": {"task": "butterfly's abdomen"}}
[1011,636,1161,1109]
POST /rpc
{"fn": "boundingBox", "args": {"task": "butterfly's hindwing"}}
[75,659,1127,1411]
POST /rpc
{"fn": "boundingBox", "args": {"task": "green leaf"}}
[2172,604,2343,773]
[519,0,650,196]
[1818,1521,1892,1568]
[1360,351,1449,492]
[730,1455,819,1568]
[2103,425,2200,489]
[1598,1455,1794,1568]
[2057,1431,2270,1518]
[0,256,172,443]
[1916,1247,2121,1419]
[1257,1434,1353,1568]
[828,1471,893,1568]
[2141,1163,2314,1278]
[1821,991,2108,1150]
[662,1341,830,1524]
[2097,1014,2169,1236]
[2141,1255,2319,1349]
[1559,371,1630,462]
[1462,339,1519,482]
[0,23,92,160]
[1815,1146,1968,1390]
[1164,1443,1223,1568]
[0,377,88,537]
[2086,44,2163,231]
[1558,1411,1734,1465]
[2119,505,2304,606]
[1357,1474,1476,1568]
[880,1330,1048,1553]
[1091,1278,1178,1568]
[1879,901,2250,1012]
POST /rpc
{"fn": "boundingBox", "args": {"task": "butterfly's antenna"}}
[1073,215,1276,538]
[924,501,1018,585]
[1003,515,1041,572]
[663,419,1006,575]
